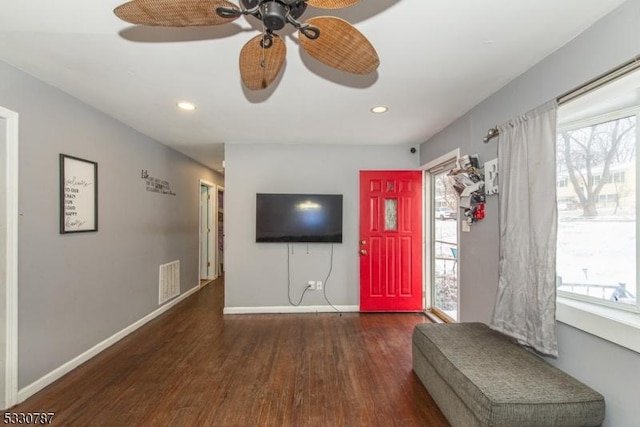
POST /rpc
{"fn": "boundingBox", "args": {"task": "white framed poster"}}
[484,158,499,195]
[60,154,98,233]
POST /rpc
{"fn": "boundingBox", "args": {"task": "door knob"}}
[360,240,367,245]
[359,249,368,255]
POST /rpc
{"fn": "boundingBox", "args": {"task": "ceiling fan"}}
[114,0,380,90]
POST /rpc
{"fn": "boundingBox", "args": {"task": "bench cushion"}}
[413,323,605,426]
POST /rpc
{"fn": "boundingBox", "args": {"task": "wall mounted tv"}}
[256,193,343,243]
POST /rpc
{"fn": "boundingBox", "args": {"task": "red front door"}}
[359,171,423,311]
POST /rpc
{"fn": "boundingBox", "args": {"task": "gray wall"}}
[224,143,418,309]
[0,117,7,405]
[0,61,224,389]
[419,1,640,426]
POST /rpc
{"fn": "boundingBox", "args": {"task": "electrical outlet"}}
[307,280,316,290]
[316,281,323,290]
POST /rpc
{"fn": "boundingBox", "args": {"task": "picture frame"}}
[60,154,98,233]
[484,158,499,195]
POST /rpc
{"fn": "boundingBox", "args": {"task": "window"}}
[556,73,638,315]
[384,199,398,231]
[610,171,625,183]
[429,163,459,321]
[422,151,461,323]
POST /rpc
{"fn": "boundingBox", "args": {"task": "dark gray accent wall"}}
[0,60,223,389]
[419,1,640,426]
[224,143,418,309]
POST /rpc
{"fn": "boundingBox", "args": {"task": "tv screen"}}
[256,193,343,243]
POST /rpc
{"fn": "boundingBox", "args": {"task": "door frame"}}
[199,180,216,284]
[1,106,19,409]
[420,149,460,317]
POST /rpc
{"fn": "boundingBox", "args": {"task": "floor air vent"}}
[159,260,180,305]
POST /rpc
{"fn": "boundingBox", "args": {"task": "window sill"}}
[557,297,640,354]
[425,308,453,324]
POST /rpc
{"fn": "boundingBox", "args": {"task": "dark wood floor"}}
[7,278,449,426]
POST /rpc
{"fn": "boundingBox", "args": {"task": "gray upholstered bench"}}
[412,323,605,427]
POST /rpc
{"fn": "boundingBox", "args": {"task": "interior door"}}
[200,184,211,280]
[217,187,224,276]
[360,171,423,311]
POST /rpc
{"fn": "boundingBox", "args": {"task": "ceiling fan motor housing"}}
[239,0,308,31]
[262,1,287,31]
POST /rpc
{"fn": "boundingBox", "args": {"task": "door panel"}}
[200,185,212,280]
[360,171,422,311]
[217,188,224,275]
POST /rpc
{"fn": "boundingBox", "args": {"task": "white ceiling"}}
[0,0,628,171]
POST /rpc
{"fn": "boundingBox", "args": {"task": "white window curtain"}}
[491,100,559,357]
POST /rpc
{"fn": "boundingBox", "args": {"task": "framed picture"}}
[60,154,98,233]
[484,158,499,195]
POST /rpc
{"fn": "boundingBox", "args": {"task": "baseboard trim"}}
[17,284,200,404]
[223,305,360,315]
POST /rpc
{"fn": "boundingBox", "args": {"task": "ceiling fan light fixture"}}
[113,0,379,91]
[371,105,388,114]
[177,101,197,111]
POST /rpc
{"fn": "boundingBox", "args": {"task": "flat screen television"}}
[256,193,343,243]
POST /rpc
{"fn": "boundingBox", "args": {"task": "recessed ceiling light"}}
[177,101,196,111]
[371,105,388,114]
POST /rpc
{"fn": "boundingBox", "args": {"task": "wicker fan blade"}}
[114,0,240,27]
[239,34,286,90]
[306,0,359,9]
[299,17,379,74]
